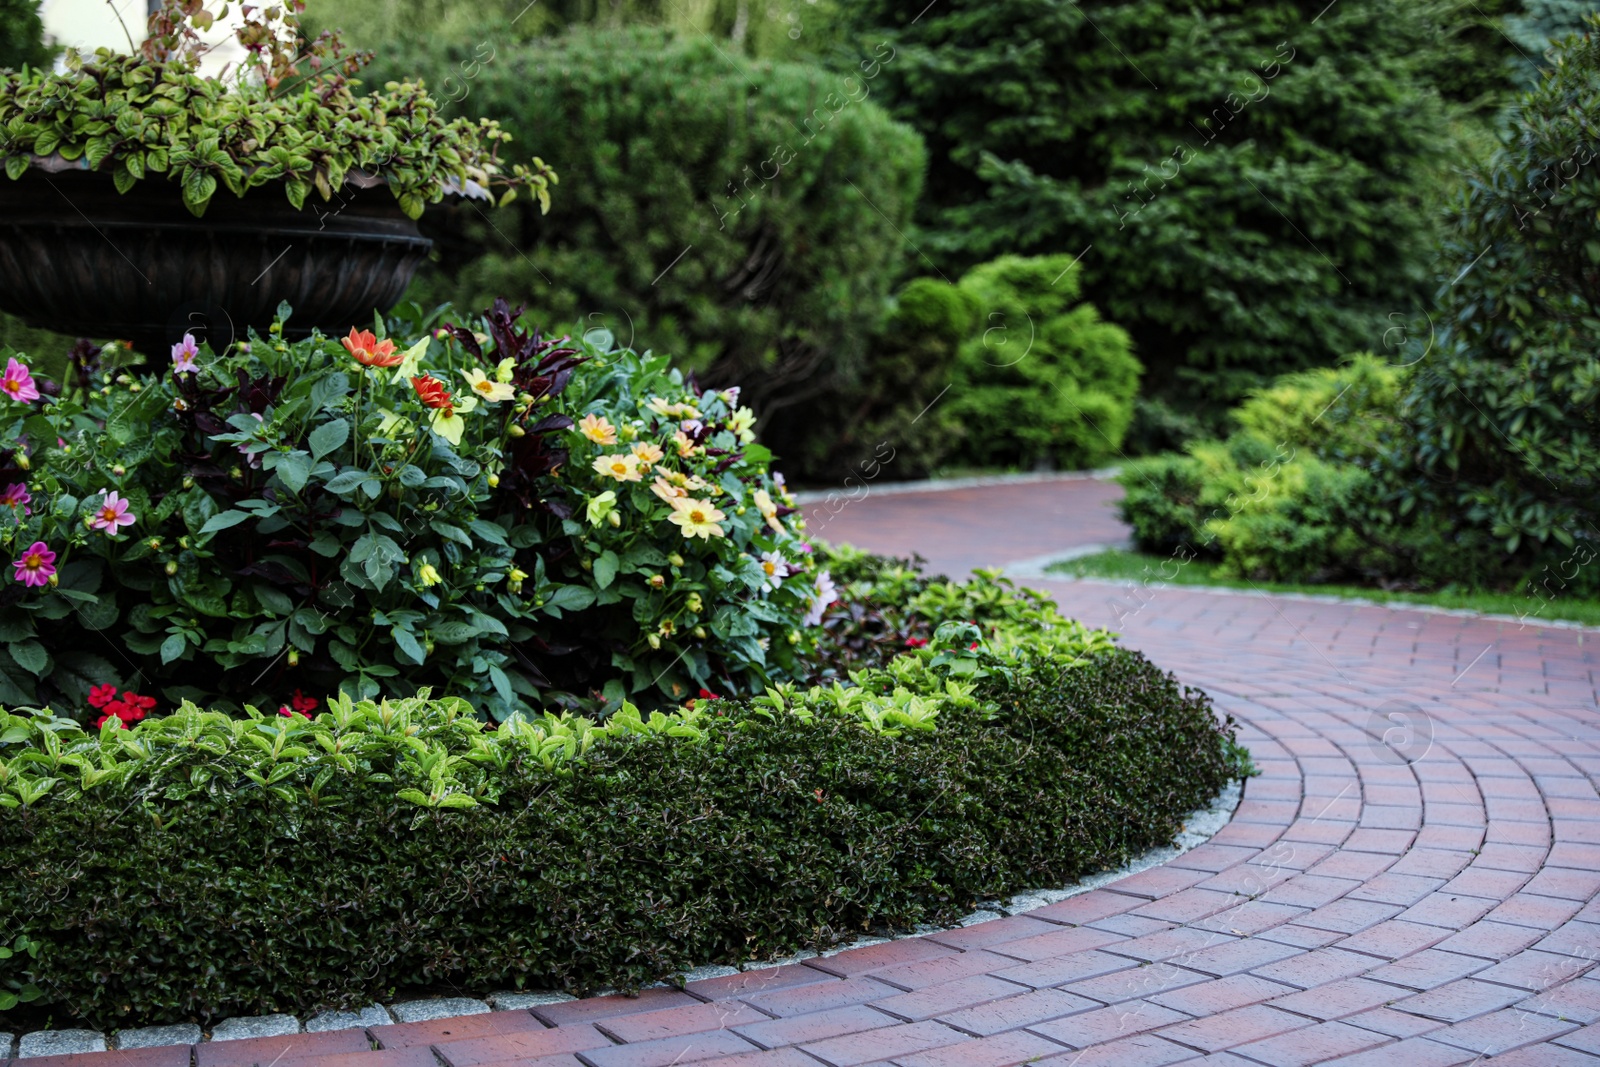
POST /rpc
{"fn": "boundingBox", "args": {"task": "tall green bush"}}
[0,0,51,72]
[1384,20,1600,592]
[836,0,1461,418]
[363,28,925,464]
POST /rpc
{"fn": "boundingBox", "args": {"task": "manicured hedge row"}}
[0,647,1242,1030]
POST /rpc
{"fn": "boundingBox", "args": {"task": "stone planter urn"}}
[0,157,433,359]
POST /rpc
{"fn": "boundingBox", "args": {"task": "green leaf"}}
[275,452,312,494]
[468,520,509,546]
[7,640,49,677]
[324,470,370,494]
[310,373,350,413]
[546,586,596,612]
[430,620,480,645]
[593,550,619,590]
[393,627,426,665]
[256,586,294,616]
[309,419,351,460]
[160,633,187,665]
[199,510,252,536]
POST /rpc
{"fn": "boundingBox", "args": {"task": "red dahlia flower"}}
[342,328,401,368]
[411,375,453,415]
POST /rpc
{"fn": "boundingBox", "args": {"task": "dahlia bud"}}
[164,561,179,576]
[647,633,662,650]
[686,592,703,613]
[507,566,528,594]
[146,537,162,550]
[112,465,126,477]
[14,452,28,471]
[648,574,665,589]
[607,511,621,528]
[668,553,684,567]
[508,423,526,437]
[182,476,194,489]
[178,536,189,549]
[488,473,500,488]
[287,648,300,667]
[692,625,707,639]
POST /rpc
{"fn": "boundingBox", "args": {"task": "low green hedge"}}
[0,641,1241,1029]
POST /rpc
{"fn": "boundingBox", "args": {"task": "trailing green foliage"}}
[364,28,924,462]
[0,635,1241,1029]
[837,0,1460,417]
[0,35,549,219]
[1382,20,1600,594]
[807,546,1119,678]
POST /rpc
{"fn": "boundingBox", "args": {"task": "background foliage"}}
[0,0,52,72]
[364,28,924,467]
[830,0,1465,433]
[1380,20,1600,592]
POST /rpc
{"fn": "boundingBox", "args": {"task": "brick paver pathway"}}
[26,477,1600,1066]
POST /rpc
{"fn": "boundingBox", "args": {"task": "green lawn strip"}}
[1047,550,1600,629]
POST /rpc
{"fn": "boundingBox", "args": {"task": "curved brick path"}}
[22,477,1600,1067]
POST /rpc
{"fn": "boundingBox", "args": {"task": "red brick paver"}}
[36,478,1600,1067]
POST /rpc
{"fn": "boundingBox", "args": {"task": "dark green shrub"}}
[799,277,976,481]
[1505,0,1600,86]
[363,28,925,464]
[1385,22,1600,593]
[947,256,1140,469]
[1116,454,1207,556]
[836,0,1460,418]
[0,642,1240,1029]
[0,0,51,72]
[802,255,1137,480]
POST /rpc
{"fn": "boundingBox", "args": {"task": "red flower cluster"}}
[89,684,156,729]
[278,689,319,718]
[904,636,929,648]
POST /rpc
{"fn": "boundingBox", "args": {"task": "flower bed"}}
[0,620,1245,1029]
[0,302,825,719]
